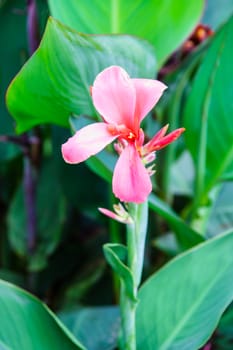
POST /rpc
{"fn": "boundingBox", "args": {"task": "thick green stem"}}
[119,201,148,349]
[127,202,148,287]
[120,283,137,350]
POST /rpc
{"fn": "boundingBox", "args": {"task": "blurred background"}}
[1,1,233,348]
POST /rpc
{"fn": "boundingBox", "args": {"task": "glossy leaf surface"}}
[136,230,233,349]
[48,0,204,66]
[0,280,85,350]
[6,17,156,133]
[59,306,120,350]
[103,243,135,300]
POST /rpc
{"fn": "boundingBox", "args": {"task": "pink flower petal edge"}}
[92,66,136,130]
[132,79,167,126]
[61,123,117,164]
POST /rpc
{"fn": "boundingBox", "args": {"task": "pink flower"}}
[62,66,185,203]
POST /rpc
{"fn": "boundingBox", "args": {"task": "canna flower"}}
[62,65,185,203]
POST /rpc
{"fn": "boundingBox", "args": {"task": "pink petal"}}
[92,66,136,129]
[132,79,167,126]
[99,207,123,222]
[150,124,169,142]
[62,123,117,164]
[112,144,152,203]
[98,207,132,224]
[146,127,185,152]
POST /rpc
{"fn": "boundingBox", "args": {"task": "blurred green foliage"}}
[1,0,233,349]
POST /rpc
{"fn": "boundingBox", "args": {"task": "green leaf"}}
[206,182,233,238]
[0,142,20,162]
[48,0,204,66]
[0,340,12,350]
[0,269,24,287]
[149,193,204,249]
[216,303,233,349]
[7,159,66,270]
[59,306,120,350]
[168,151,195,197]
[160,43,208,200]
[103,243,135,301]
[6,17,156,133]
[0,279,85,350]
[62,263,106,309]
[183,15,233,204]
[136,229,233,350]
[153,233,180,256]
[202,0,233,29]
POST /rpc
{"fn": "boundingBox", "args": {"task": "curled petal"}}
[132,78,167,126]
[113,144,152,203]
[144,127,185,154]
[149,124,169,142]
[99,204,133,224]
[62,123,117,164]
[92,66,136,129]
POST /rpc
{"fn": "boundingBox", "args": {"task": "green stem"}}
[109,191,121,302]
[127,202,148,287]
[120,283,137,350]
[120,201,148,349]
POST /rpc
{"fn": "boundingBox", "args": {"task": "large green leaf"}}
[136,229,233,350]
[183,15,233,205]
[0,279,85,350]
[59,306,120,350]
[48,0,204,66]
[6,17,156,133]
